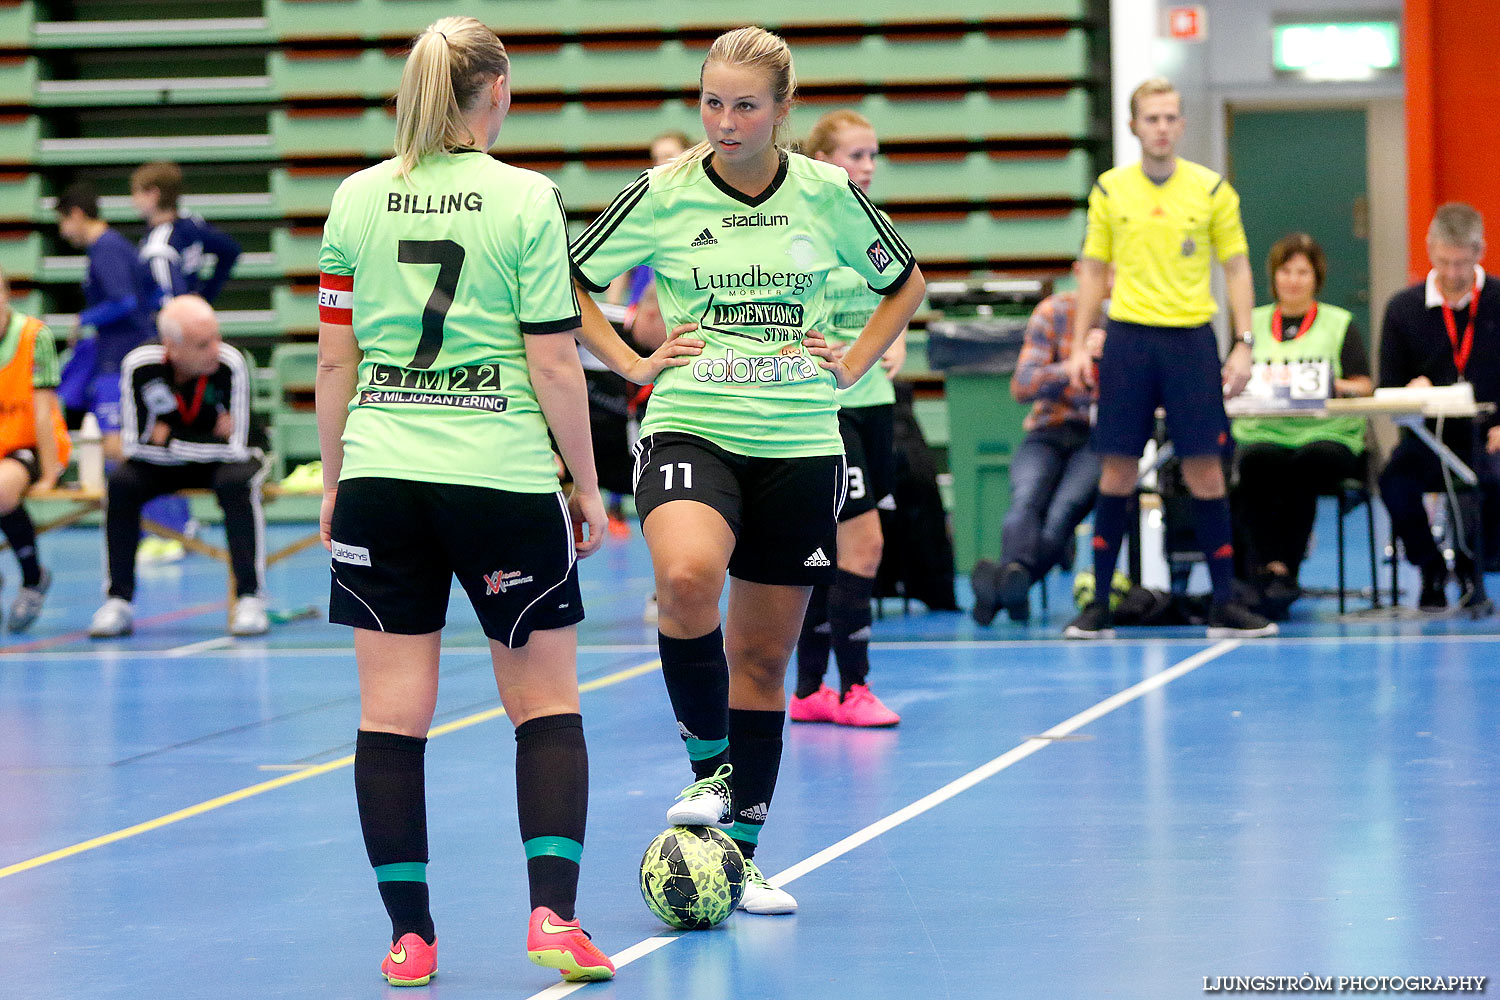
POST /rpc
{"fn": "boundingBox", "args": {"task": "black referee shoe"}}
[1205,601,1278,639]
[970,559,1001,627]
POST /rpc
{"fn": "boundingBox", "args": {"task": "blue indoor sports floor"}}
[1,513,1495,999]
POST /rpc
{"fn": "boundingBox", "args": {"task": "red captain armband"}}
[319,272,353,324]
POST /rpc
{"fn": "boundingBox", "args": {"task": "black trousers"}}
[1233,440,1364,579]
[1378,430,1484,576]
[105,457,266,601]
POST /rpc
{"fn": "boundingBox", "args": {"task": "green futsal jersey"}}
[571,152,914,457]
[821,264,895,409]
[320,151,581,492]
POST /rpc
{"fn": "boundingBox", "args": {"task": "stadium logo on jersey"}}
[691,264,815,295]
[866,239,893,273]
[722,212,789,229]
[484,569,534,595]
[690,228,718,247]
[693,348,820,385]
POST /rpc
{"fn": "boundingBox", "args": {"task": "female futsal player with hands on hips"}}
[316,16,691,987]
[569,26,926,915]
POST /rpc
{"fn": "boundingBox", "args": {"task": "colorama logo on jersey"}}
[691,228,718,247]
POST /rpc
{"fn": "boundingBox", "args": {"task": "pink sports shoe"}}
[835,684,900,727]
[381,932,437,987]
[788,684,840,723]
[527,906,615,982]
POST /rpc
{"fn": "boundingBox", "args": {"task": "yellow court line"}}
[0,659,662,882]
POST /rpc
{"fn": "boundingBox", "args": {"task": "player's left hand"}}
[319,486,337,551]
[628,323,703,385]
[804,330,858,389]
[567,484,608,558]
[1222,342,1253,399]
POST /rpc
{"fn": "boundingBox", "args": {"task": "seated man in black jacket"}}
[1379,203,1498,611]
[90,295,268,637]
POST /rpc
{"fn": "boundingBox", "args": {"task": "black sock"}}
[829,570,875,694]
[355,730,435,945]
[515,713,587,921]
[658,628,730,779]
[794,585,831,698]
[1192,496,1236,605]
[726,709,785,860]
[0,508,41,587]
[1090,494,1130,605]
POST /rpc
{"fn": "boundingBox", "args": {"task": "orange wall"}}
[1406,0,1500,278]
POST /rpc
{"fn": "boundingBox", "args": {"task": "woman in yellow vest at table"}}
[1231,233,1373,618]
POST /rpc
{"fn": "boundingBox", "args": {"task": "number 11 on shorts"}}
[660,462,693,490]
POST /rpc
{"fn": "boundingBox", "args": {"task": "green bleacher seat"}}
[40,250,280,285]
[0,4,33,49]
[32,74,275,107]
[30,15,273,49]
[272,285,318,335]
[0,117,41,167]
[895,210,1086,265]
[0,232,41,281]
[0,172,41,224]
[879,150,1093,203]
[269,167,348,217]
[37,132,276,166]
[32,191,275,224]
[0,56,37,103]
[270,228,323,278]
[266,0,1087,41]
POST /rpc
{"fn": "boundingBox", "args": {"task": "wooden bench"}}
[17,484,323,626]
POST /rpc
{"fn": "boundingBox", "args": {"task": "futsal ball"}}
[639,825,746,930]
[1072,569,1133,611]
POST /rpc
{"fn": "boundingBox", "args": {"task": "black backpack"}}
[875,387,959,611]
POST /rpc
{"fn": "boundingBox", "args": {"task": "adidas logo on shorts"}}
[690,227,718,247]
[803,548,831,568]
[740,802,769,822]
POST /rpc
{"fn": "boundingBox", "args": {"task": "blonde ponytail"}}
[393,16,509,180]
[663,26,797,177]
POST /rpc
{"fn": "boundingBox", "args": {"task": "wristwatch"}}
[1236,329,1254,348]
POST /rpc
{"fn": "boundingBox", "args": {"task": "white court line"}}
[165,637,236,658]
[523,638,1243,1000]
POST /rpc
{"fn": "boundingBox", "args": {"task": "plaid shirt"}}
[1010,291,1097,431]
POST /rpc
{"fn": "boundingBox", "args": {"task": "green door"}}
[1227,107,1371,339]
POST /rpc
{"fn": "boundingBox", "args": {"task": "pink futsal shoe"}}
[789,684,840,723]
[835,684,901,727]
[527,907,616,982]
[381,932,437,987]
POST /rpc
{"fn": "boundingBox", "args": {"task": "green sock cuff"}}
[373,861,427,883]
[523,836,583,864]
[727,822,761,845]
[685,736,729,761]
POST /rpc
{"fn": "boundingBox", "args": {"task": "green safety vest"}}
[1231,301,1365,453]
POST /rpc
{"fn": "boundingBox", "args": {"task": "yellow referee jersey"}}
[1081,158,1248,327]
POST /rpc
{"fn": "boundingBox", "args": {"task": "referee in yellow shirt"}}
[1063,77,1276,639]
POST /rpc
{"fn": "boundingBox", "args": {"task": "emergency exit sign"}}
[1273,21,1400,79]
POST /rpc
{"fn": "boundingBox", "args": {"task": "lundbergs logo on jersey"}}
[690,228,718,247]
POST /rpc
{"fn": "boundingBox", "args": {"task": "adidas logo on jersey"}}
[740,802,769,822]
[690,228,718,247]
[803,548,831,568]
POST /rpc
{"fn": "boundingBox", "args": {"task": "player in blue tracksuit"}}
[132,161,242,305]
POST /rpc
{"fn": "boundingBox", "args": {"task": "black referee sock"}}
[515,713,588,921]
[658,628,731,779]
[355,730,435,945]
[1089,494,1130,606]
[0,508,42,587]
[794,585,831,698]
[829,570,875,694]
[1192,496,1236,606]
[726,709,785,860]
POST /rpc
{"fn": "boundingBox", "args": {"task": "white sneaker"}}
[89,597,134,638]
[666,763,732,827]
[230,595,269,636]
[739,859,797,914]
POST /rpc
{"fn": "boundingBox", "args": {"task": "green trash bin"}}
[944,369,1032,574]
